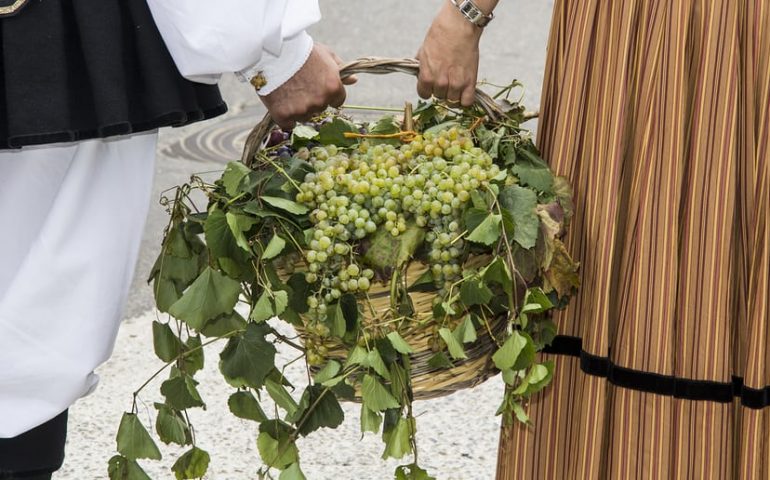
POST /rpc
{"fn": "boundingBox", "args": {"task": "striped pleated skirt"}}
[497,1,770,478]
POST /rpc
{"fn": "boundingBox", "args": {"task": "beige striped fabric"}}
[497,0,770,478]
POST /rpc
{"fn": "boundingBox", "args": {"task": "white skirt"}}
[0,133,157,437]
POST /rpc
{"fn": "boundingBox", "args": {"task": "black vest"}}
[0,0,227,149]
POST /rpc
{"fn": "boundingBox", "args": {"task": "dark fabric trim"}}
[543,335,770,409]
[0,410,68,476]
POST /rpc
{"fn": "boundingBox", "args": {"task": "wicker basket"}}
[240,58,521,400]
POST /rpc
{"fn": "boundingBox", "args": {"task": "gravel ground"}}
[55,1,552,478]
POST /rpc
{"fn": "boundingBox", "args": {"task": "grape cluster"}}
[295,126,499,317]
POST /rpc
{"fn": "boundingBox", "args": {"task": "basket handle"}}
[241,57,505,166]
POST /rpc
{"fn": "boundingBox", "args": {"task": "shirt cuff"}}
[236,31,314,95]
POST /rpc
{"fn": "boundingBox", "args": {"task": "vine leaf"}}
[261,196,309,215]
[499,185,539,249]
[257,421,299,470]
[360,404,383,433]
[168,267,241,331]
[116,413,162,461]
[512,361,554,396]
[152,322,183,363]
[318,117,357,146]
[492,331,535,371]
[453,315,478,344]
[266,378,299,418]
[171,446,210,480]
[361,374,400,412]
[228,391,268,423]
[160,373,205,410]
[459,278,493,307]
[219,323,276,389]
[295,385,345,436]
[107,455,152,480]
[313,360,341,384]
[263,234,287,260]
[221,162,251,196]
[154,403,191,446]
[466,214,502,246]
[438,328,467,360]
[387,331,413,354]
[279,463,308,480]
[395,463,436,480]
[382,416,414,460]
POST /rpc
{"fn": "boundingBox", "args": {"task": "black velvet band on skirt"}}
[0,0,227,149]
[0,410,68,476]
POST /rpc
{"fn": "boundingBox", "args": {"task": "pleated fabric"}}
[497,0,770,478]
[0,0,227,149]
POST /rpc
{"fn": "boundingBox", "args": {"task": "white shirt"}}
[147,0,321,94]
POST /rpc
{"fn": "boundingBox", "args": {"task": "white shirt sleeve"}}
[146,0,321,94]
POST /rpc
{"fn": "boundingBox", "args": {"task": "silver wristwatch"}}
[450,0,494,28]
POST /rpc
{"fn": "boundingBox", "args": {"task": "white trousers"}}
[0,133,157,437]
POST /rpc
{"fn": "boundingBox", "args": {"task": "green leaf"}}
[382,416,413,460]
[221,162,252,196]
[492,331,528,371]
[257,422,298,470]
[427,352,453,369]
[361,374,401,412]
[294,385,344,436]
[499,185,539,249]
[183,335,204,375]
[367,116,401,146]
[160,374,205,410]
[360,404,382,433]
[481,257,513,295]
[168,267,241,331]
[292,125,319,141]
[466,214,502,246]
[453,315,478,344]
[366,349,391,380]
[252,291,274,323]
[314,360,341,384]
[261,195,309,215]
[108,455,152,480]
[513,361,554,395]
[363,222,426,270]
[318,117,357,146]
[219,323,276,389]
[407,268,435,293]
[171,446,210,480]
[521,287,554,314]
[459,278,493,307]
[266,378,299,418]
[152,277,182,313]
[512,145,554,193]
[263,234,287,260]
[395,464,436,480]
[345,345,369,368]
[152,321,183,363]
[511,401,531,424]
[154,403,190,446]
[228,391,268,422]
[438,328,467,360]
[200,311,247,338]
[279,463,308,480]
[204,208,248,267]
[462,207,489,234]
[273,290,289,317]
[226,212,255,252]
[116,413,161,461]
[387,331,413,354]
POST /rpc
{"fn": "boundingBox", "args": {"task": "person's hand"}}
[260,44,356,129]
[416,1,483,107]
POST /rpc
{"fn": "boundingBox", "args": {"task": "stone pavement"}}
[56,1,553,478]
